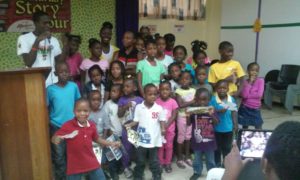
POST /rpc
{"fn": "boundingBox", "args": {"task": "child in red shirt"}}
[52,98,121,179]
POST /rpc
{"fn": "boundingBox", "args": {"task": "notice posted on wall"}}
[174,24,184,33]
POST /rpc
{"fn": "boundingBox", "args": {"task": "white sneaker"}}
[124,167,133,178]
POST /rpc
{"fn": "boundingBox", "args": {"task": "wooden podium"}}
[0,67,52,180]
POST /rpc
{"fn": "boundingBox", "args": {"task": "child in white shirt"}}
[126,83,166,180]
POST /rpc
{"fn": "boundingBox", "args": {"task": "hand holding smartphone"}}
[237,129,272,159]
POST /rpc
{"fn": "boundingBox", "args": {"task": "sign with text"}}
[0,0,71,32]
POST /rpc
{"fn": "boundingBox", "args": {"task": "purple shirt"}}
[240,78,264,109]
[118,96,144,124]
[191,113,217,151]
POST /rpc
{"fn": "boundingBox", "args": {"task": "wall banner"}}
[0,0,71,32]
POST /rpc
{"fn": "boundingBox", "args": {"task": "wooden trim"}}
[24,74,52,179]
[0,67,51,76]
[0,74,33,180]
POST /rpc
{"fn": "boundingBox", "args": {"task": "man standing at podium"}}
[17,11,62,87]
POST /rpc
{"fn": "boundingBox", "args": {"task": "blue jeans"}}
[67,168,106,180]
[102,147,120,178]
[50,124,66,180]
[193,150,215,175]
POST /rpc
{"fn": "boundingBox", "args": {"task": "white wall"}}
[221,0,300,76]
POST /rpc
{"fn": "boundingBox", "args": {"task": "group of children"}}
[47,23,265,180]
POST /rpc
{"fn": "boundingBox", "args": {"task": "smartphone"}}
[237,129,272,158]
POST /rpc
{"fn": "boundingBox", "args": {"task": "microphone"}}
[47,35,53,50]
[47,36,51,44]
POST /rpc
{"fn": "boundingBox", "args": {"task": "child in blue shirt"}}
[47,61,81,180]
[173,45,196,83]
[209,79,237,167]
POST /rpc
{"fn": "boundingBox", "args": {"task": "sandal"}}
[176,160,186,169]
[185,158,193,167]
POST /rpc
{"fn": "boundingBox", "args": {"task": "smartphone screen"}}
[238,130,272,158]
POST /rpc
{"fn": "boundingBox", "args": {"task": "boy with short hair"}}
[101,84,124,179]
[194,65,212,94]
[126,83,166,180]
[210,80,238,167]
[47,61,81,179]
[51,98,121,179]
[88,90,109,138]
[188,88,218,180]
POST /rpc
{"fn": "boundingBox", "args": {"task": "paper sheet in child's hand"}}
[127,128,139,148]
[187,106,211,114]
[220,102,237,111]
[60,130,79,139]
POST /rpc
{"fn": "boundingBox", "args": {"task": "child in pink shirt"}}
[238,62,264,129]
[164,33,175,57]
[156,80,178,173]
[64,33,83,89]
[80,38,109,84]
[186,40,210,68]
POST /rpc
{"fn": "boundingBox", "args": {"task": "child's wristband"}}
[31,47,38,51]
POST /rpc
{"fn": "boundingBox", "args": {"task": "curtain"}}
[139,0,206,20]
[116,0,139,48]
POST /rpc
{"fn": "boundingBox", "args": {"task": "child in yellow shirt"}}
[208,41,245,96]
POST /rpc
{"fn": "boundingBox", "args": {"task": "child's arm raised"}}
[51,135,63,145]
[175,93,195,108]
[233,76,246,97]
[209,98,228,113]
[241,78,264,99]
[117,102,131,118]
[95,136,121,148]
[51,124,78,145]
[208,107,219,125]
[124,121,138,129]
[224,73,236,83]
[215,108,228,113]
[124,104,140,129]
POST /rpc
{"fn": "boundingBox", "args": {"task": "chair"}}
[264,64,300,113]
[263,69,280,101]
[264,69,280,84]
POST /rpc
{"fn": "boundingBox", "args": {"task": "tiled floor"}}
[118,105,300,180]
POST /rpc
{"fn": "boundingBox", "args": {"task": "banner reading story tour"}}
[0,0,71,32]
